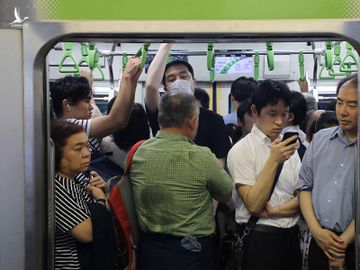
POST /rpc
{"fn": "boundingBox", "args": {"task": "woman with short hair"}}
[51,120,110,270]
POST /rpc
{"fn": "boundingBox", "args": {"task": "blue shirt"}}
[223,112,237,125]
[297,126,356,232]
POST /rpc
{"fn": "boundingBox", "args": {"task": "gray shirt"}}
[297,126,356,232]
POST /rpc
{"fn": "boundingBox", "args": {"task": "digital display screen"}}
[215,55,253,75]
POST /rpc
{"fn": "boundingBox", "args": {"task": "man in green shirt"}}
[130,91,233,270]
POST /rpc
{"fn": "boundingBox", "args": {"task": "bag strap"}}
[107,140,145,270]
[245,162,284,232]
[123,140,145,177]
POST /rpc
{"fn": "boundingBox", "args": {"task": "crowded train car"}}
[1,1,360,270]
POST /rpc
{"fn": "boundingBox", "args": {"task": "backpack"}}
[107,140,145,270]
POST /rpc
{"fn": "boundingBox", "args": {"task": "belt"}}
[238,224,299,235]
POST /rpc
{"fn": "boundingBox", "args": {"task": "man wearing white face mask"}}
[145,43,231,167]
[167,79,194,94]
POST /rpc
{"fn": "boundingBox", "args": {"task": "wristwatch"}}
[96,198,106,205]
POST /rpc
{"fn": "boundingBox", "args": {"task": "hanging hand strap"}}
[253,52,260,81]
[207,43,215,82]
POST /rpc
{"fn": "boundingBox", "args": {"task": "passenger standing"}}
[194,87,210,109]
[145,43,231,167]
[314,111,338,132]
[298,74,358,270]
[281,91,308,159]
[280,90,309,270]
[297,78,318,133]
[223,76,257,125]
[51,121,116,270]
[231,99,255,143]
[101,101,150,190]
[50,58,142,152]
[101,101,150,170]
[130,91,233,270]
[305,110,325,143]
[50,58,141,179]
[227,80,302,270]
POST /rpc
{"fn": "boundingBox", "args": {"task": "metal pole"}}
[99,48,324,57]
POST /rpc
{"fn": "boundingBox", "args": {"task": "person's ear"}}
[288,112,294,123]
[63,99,71,111]
[188,115,197,131]
[251,104,259,119]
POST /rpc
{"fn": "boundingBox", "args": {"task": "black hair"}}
[50,76,92,117]
[162,60,195,86]
[108,100,150,151]
[236,99,253,124]
[306,110,324,142]
[252,79,291,114]
[289,91,307,126]
[225,123,241,144]
[194,88,210,109]
[325,99,337,111]
[315,111,338,132]
[336,73,358,95]
[51,120,85,172]
[230,77,257,102]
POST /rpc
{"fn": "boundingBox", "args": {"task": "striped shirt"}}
[55,174,94,270]
[67,119,101,152]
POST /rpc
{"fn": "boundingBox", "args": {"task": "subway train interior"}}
[1,19,360,270]
[48,41,356,114]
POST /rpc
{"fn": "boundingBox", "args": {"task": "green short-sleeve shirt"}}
[130,130,233,237]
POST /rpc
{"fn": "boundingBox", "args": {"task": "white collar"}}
[251,125,272,146]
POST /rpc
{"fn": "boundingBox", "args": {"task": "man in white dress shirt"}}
[227,79,302,270]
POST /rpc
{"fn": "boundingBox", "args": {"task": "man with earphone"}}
[51,57,142,144]
[50,57,142,180]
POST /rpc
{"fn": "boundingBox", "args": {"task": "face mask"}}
[167,79,194,94]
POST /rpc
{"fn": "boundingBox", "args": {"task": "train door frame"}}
[23,20,360,270]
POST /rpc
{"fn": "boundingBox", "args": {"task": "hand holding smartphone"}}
[282,132,299,145]
[82,170,92,185]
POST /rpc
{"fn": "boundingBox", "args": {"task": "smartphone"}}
[282,132,299,145]
[83,170,92,184]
